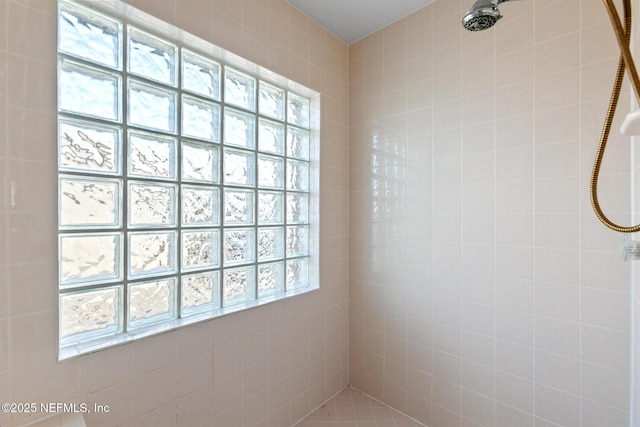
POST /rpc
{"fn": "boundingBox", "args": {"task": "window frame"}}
[57,0,320,360]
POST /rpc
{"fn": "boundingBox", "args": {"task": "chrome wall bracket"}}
[623,235,640,261]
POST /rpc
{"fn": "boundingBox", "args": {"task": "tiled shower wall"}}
[349,0,635,426]
[0,0,349,426]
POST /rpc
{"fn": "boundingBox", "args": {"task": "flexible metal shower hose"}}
[591,0,640,232]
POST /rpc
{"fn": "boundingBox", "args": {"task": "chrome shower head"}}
[462,0,510,31]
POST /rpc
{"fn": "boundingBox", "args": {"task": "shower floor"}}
[294,387,425,427]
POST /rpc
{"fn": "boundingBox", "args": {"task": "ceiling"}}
[287,0,437,45]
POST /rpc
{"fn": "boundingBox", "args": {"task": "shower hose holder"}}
[622,235,640,260]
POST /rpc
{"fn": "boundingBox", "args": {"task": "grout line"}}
[348,385,429,427]
[492,13,498,427]
[531,1,538,424]
[292,384,429,426]
[291,384,348,426]
[578,1,583,426]
[628,4,640,425]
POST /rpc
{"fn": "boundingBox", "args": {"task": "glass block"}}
[225,67,256,111]
[258,227,284,261]
[286,160,309,191]
[223,266,256,306]
[59,59,120,122]
[59,176,121,228]
[286,193,309,224]
[128,278,177,330]
[287,127,310,160]
[128,130,177,179]
[182,271,220,315]
[371,153,382,176]
[128,232,177,278]
[258,155,284,189]
[128,27,177,86]
[182,49,221,100]
[182,95,221,142]
[287,92,310,128]
[182,186,219,226]
[224,148,255,187]
[60,233,122,287]
[128,79,177,133]
[286,258,309,290]
[258,262,284,298]
[224,189,254,225]
[58,2,121,69]
[286,226,309,257]
[182,230,220,271]
[224,108,256,149]
[257,191,284,225]
[128,182,177,227]
[258,118,285,155]
[182,140,219,184]
[224,228,255,266]
[371,177,382,197]
[59,119,121,174]
[259,82,285,120]
[59,286,122,346]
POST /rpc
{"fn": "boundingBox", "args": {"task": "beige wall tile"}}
[349,1,635,424]
[2,0,348,426]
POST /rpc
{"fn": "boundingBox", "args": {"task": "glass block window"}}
[57,0,317,358]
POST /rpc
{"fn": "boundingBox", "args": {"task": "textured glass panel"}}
[60,233,122,286]
[258,227,284,261]
[58,2,120,69]
[286,160,309,191]
[225,67,256,111]
[286,226,309,257]
[224,148,255,187]
[128,79,177,133]
[223,266,256,306]
[59,119,120,174]
[182,140,219,183]
[129,232,177,278]
[224,108,256,149]
[371,177,382,198]
[224,189,254,225]
[129,182,177,227]
[287,92,310,128]
[258,155,284,189]
[182,271,220,315]
[258,262,284,297]
[128,130,176,179]
[128,27,177,86]
[286,258,309,290]
[182,186,219,226]
[287,127,310,160]
[371,153,382,176]
[182,49,221,100]
[257,191,284,225]
[182,230,220,271]
[224,228,255,266]
[286,193,309,224]
[259,82,285,120]
[59,60,120,121]
[59,286,122,346]
[258,118,285,155]
[182,95,220,142]
[128,278,177,329]
[60,176,120,228]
